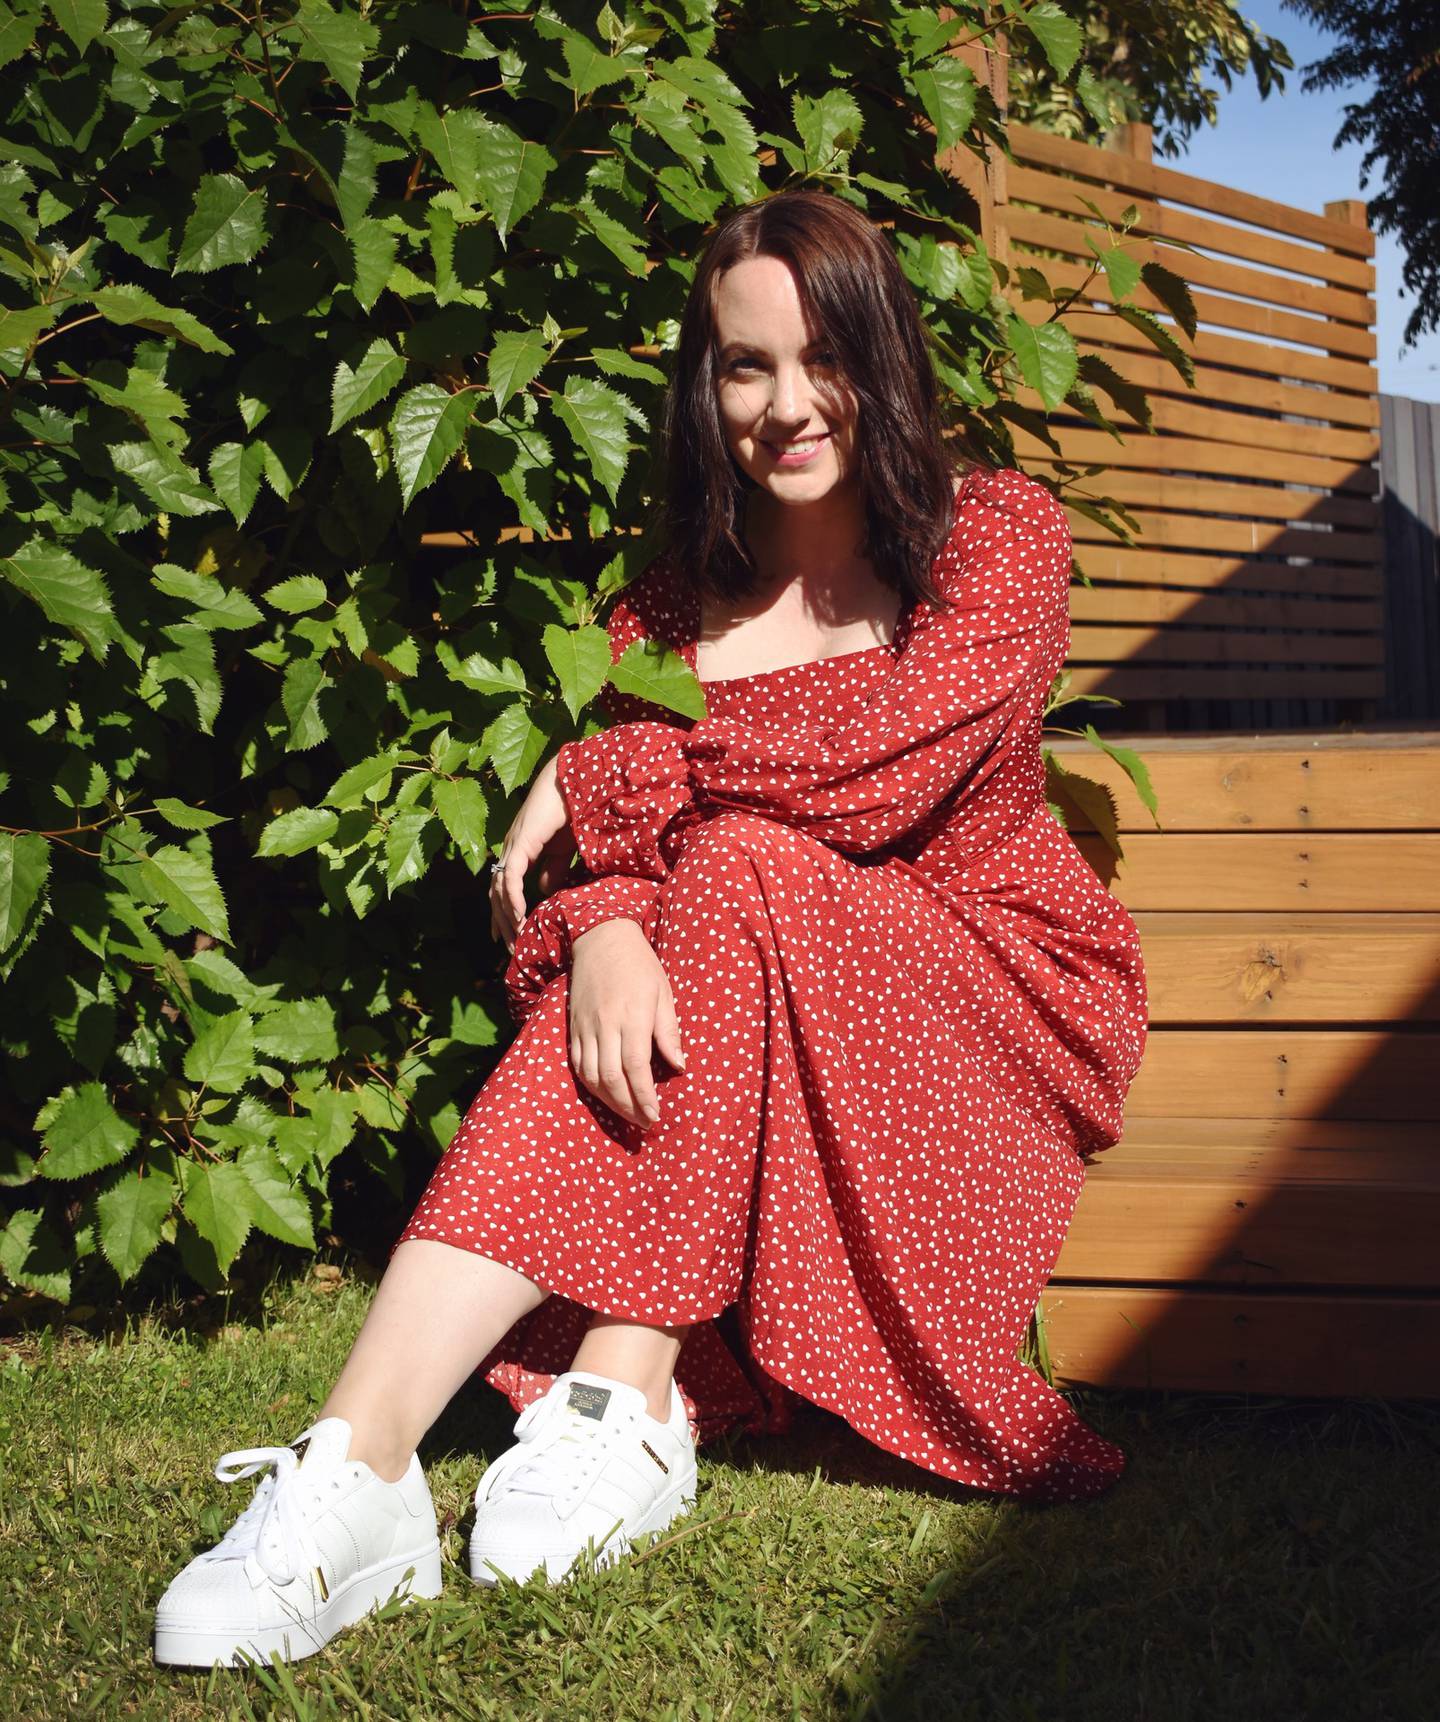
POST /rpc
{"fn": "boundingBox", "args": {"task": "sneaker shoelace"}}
[494,1399,636,1502]
[201,1444,330,1587]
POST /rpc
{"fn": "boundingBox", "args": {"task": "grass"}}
[2,1258,1436,1721]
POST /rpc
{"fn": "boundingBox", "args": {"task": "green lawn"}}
[2,1260,1435,1721]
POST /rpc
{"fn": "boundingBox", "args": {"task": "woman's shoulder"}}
[604,544,689,657]
[941,463,1073,605]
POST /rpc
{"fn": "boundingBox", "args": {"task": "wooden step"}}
[1037,1284,1440,1397]
[1136,913,1440,1023]
[1047,731,1440,831]
[1056,1120,1439,1287]
[1126,1029,1440,1120]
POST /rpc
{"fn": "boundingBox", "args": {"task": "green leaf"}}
[488,328,549,411]
[281,658,332,752]
[792,89,863,171]
[110,439,221,517]
[0,1209,70,1302]
[1083,724,1162,826]
[1098,245,1142,304]
[153,797,230,832]
[258,806,340,857]
[1022,2,1083,79]
[0,831,50,956]
[39,1083,139,1180]
[254,999,339,1065]
[553,377,630,503]
[291,0,379,102]
[264,573,329,614]
[1,535,115,661]
[591,346,666,385]
[431,777,489,866]
[0,302,58,353]
[85,283,233,355]
[183,1009,255,1093]
[48,0,107,55]
[910,58,976,156]
[1006,315,1078,411]
[174,173,270,274]
[543,621,612,722]
[1111,302,1197,386]
[206,437,265,523]
[325,752,399,809]
[1140,259,1199,342]
[135,845,231,942]
[182,1161,254,1276]
[331,336,406,432]
[607,636,707,721]
[96,1172,176,1283]
[237,1146,316,1248]
[390,384,474,509]
[474,121,556,244]
[558,28,639,97]
[1045,754,1124,862]
[385,810,441,894]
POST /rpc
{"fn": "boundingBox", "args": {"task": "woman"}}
[154,188,1148,1669]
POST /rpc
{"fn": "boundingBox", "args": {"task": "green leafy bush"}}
[0,0,1181,1306]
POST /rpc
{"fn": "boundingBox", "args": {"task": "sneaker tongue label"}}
[566,1381,612,1421]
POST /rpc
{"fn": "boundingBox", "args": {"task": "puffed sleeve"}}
[554,467,1073,874]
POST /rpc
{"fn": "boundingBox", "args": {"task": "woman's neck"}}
[741,479,871,605]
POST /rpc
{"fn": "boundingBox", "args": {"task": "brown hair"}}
[649,186,989,614]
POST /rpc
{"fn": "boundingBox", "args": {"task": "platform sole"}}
[153,1540,443,1668]
[469,1456,699,1586]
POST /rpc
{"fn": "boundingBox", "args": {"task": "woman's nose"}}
[770,360,811,424]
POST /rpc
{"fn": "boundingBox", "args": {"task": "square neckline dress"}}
[393,466,1149,1504]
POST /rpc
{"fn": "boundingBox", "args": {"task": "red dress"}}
[392,466,1149,1503]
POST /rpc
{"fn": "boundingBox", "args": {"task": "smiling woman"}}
[153,187,1148,1670]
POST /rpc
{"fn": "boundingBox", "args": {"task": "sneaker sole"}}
[469,1457,698,1587]
[153,1540,443,1669]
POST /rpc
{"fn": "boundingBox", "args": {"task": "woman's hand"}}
[567,920,686,1130]
[490,752,571,955]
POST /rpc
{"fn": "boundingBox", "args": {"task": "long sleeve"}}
[554,467,1073,880]
[504,874,662,1026]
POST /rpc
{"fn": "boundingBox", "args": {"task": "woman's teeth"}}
[774,437,824,453]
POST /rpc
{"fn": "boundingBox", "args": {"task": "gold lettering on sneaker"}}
[640,1439,669,1474]
[314,1564,329,1602]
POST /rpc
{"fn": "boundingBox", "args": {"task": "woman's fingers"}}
[652,980,687,1074]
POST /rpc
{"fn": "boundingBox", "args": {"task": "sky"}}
[1165,0,1438,403]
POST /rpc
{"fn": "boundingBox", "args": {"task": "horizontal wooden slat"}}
[1015,424,1378,492]
[1124,1030,1440,1121]
[1056,1120,1439,1287]
[1064,665,1385,701]
[1046,733,1440,829]
[1006,162,1376,293]
[1059,346,1380,436]
[1075,834,1440,910]
[1135,912,1440,1024]
[1008,206,1376,330]
[1037,1285,1440,1395]
[1062,308,1378,395]
[1069,625,1384,667]
[1017,259,1377,362]
[1054,470,1380,530]
[1064,542,1383,599]
[1008,125,1375,258]
[1066,505,1381,565]
[1069,586,1383,633]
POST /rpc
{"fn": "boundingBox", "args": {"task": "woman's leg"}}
[317,1239,551,1481]
[569,1312,691,1422]
[316,1241,695,1481]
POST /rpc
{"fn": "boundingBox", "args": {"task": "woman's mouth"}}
[763,432,830,468]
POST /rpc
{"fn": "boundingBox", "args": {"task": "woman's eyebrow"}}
[716,339,828,359]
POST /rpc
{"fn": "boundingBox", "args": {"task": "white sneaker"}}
[153,1416,443,1668]
[469,1370,698,1586]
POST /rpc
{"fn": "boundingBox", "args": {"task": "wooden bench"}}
[1039,730,1440,1397]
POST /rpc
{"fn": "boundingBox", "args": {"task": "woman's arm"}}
[555,467,1072,881]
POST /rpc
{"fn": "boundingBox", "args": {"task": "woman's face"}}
[711,254,860,507]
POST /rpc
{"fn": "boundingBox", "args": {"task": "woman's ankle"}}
[316,1405,416,1484]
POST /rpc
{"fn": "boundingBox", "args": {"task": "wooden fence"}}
[1380,393,1440,719]
[995,120,1385,734]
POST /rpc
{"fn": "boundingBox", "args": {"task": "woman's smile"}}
[761,430,832,467]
